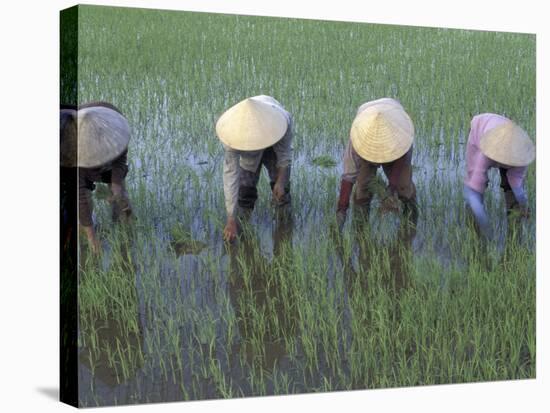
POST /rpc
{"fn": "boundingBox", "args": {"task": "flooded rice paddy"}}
[67,6,535,407]
[76,146,535,405]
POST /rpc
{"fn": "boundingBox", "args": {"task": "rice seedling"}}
[311,155,337,168]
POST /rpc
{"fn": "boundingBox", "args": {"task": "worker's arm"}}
[464,184,491,239]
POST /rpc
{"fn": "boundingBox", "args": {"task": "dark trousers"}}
[354,162,416,206]
[499,168,519,213]
[237,148,291,211]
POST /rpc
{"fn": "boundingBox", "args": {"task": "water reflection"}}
[73,146,534,404]
[226,206,297,373]
[79,238,144,389]
[79,315,143,387]
[345,207,418,298]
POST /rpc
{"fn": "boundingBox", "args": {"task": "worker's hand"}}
[90,237,101,255]
[223,217,238,242]
[380,193,401,214]
[82,225,101,254]
[110,182,123,197]
[273,166,291,205]
[519,206,531,219]
[508,205,531,221]
[336,210,346,231]
[110,193,132,224]
[109,183,132,223]
[273,181,286,203]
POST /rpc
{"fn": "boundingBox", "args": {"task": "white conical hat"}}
[60,106,131,168]
[479,120,535,167]
[350,102,414,163]
[216,97,288,151]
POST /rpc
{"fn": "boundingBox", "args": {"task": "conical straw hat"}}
[350,102,414,163]
[60,106,130,167]
[356,97,403,116]
[61,106,131,168]
[216,97,288,151]
[479,120,535,167]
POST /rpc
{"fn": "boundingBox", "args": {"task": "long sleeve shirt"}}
[78,150,128,227]
[464,113,527,195]
[463,113,529,237]
[223,95,292,218]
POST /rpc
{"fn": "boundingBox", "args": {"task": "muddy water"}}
[77,143,535,406]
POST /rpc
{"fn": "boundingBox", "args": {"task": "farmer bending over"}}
[217,95,293,242]
[463,113,535,239]
[60,102,133,253]
[336,98,417,227]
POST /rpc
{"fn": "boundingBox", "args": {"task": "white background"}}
[0,0,547,411]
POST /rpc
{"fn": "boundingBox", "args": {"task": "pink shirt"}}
[464,113,527,194]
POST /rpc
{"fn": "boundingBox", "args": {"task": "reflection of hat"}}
[480,120,535,167]
[60,106,130,168]
[350,101,414,163]
[216,97,288,151]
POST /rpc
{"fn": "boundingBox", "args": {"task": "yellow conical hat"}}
[479,120,535,167]
[355,97,403,116]
[216,97,288,151]
[350,102,414,163]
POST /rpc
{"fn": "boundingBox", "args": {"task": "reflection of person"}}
[60,102,132,253]
[79,237,142,388]
[79,275,143,387]
[345,205,418,297]
[227,210,296,370]
[79,315,143,388]
[463,114,535,239]
[336,98,417,228]
[216,95,293,242]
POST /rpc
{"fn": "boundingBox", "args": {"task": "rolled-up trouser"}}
[237,147,291,213]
